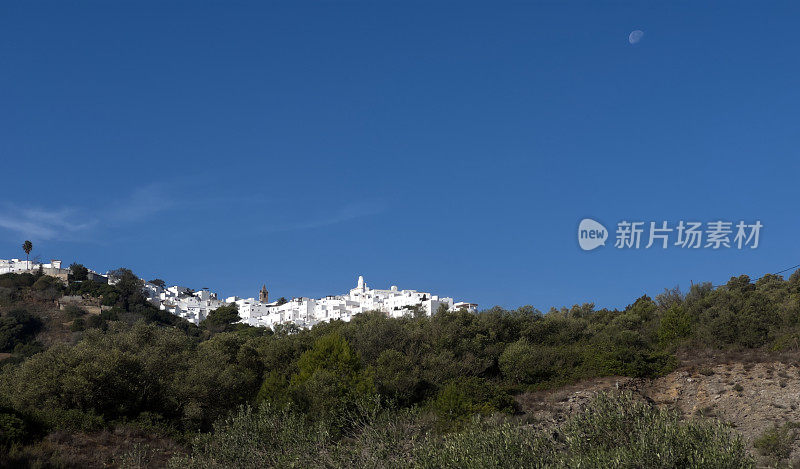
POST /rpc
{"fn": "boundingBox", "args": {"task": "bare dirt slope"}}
[517,359,800,467]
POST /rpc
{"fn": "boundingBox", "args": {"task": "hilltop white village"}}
[1,257,478,329]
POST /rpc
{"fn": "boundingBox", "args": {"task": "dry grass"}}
[675,347,800,369]
[5,426,186,468]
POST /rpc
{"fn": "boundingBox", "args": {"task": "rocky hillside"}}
[518,355,800,468]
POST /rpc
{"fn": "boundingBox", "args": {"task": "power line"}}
[708,262,800,289]
[773,263,800,275]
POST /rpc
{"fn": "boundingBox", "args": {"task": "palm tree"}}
[22,240,33,270]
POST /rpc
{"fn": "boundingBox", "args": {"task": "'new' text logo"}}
[578,219,607,251]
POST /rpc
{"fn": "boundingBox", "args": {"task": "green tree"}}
[657,304,693,345]
[256,370,291,408]
[0,309,43,352]
[0,406,33,450]
[432,376,514,427]
[499,338,559,384]
[373,349,425,405]
[70,317,86,332]
[0,322,195,430]
[22,240,32,269]
[107,268,144,310]
[149,278,166,289]
[288,332,375,432]
[177,333,261,429]
[69,263,89,282]
[201,304,240,330]
[31,275,63,300]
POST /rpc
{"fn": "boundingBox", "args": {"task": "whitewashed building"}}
[0,254,478,328]
[142,283,225,325]
[148,275,477,329]
[0,258,97,282]
[7,256,475,328]
[1,258,62,274]
[142,274,477,328]
[238,275,477,329]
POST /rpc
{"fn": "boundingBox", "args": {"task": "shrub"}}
[169,403,328,469]
[69,263,89,282]
[431,377,514,427]
[12,341,44,358]
[201,304,240,330]
[100,308,120,321]
[0,406,34,449]
[101,291,119,306]
[754,423,797,464]
[373,349,426,406]
[32,276,63,299]
[255,370,290,408]
[287,332,376,433]
[70,318,86,332]
[86,315,106,330]
[172,393,752,469]
[176,333,262,430]
[0,322,196,430]
[414,392,752,469]
[0,273,36,289]
[499,339,559,384]
[657,304,694,344]
[64,305,87,319]
[0,309,43,353]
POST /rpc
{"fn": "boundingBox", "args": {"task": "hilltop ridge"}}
[2,265,800,467]
[1,256,476,330]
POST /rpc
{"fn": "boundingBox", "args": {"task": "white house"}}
[236,275,476,329]
[0,258,88,283]
[6,256,475,329]
[69,265,478,329]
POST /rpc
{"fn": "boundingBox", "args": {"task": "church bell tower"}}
[259,284,269,303]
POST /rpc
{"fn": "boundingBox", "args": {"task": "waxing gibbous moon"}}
[628,30,644,44]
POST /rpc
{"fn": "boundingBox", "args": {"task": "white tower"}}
[357,275,365,291]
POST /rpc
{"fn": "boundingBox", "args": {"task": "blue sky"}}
[2,2,799,311]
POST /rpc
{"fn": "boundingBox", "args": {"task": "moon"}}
[628,30,644,44]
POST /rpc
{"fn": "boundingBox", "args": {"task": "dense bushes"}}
[0,272,63,305]
[431,377,514,427]
[5,269,800,436]
[0,273,37,290]
[555,392,750,468]
[0,405,39,451]
[2,268,800,465]
[201,304,241,331]
[255,332,377,436]
[290,333,375,426]
[170,392,753,468]
[654,275,800,350]
[499,339,559,383]
[0,323,261,431]
[170,403,330,468]
[0,309,42,353]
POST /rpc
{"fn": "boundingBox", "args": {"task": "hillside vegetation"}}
[2,268,799,467]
